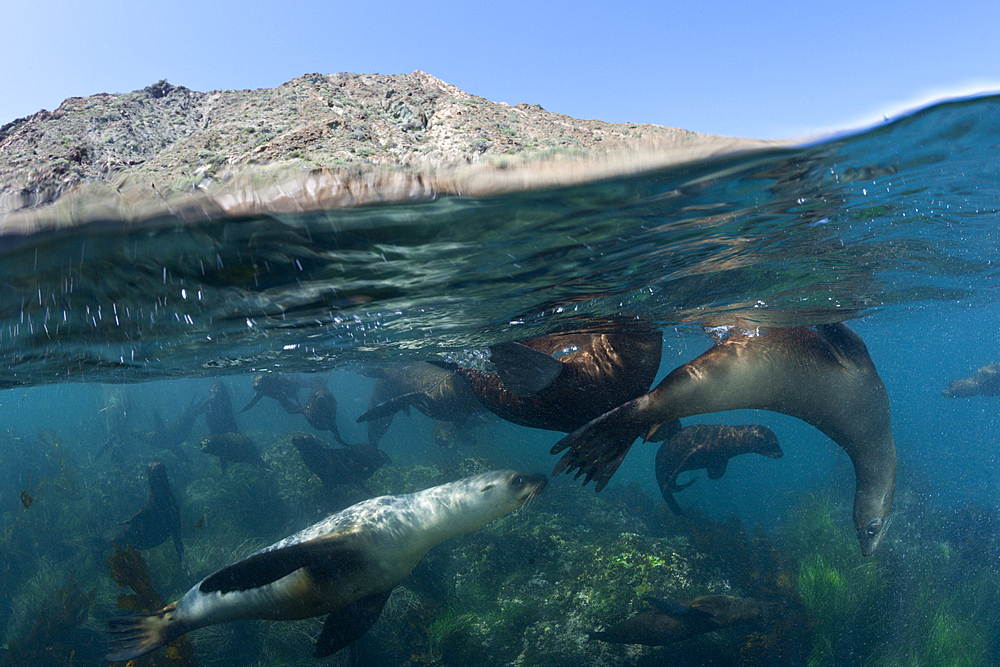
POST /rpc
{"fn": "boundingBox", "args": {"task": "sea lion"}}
[356,362,486,445]
[204,381,240,435]
[452,315,664,434]
[293,379,348,446]
[588,595,782,646]
[241,373,305,414]
[289,433,391,490]
[105,470,546,661]
[115,462,184,569]
[200,433,268,472]
[552,323,896,556]
[942,363,1000,398]
[655,424,783,516]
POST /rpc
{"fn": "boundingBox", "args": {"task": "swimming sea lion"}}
[356,362,486,444]
[588,594,782,646]
[241,373,305,414]
[115,462,184,569]
[655,424,783,516]
[289,433,391,490]
[105,470,546,661]
[293,380,348,446]
[200,433,268,473]
[942,363,1000,398]
[204,381,240,435]
[552,323,896,556]
[453,315,664,433]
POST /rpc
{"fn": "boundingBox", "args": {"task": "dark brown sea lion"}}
[655,424,783,515]
[241,373,305,414]
[588,595,782,646]
[356,362,486,445]
[942,363,1000,398]
[293,379,348,446]
[552,323,896,556]
[115,462,184,569]
[204,381,240,435]
[201,433,268,472]
[289,433,391,490]
[453,315,664,434]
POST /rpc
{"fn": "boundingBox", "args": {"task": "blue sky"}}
[3,1,999,139]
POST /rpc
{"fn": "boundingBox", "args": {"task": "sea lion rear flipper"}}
[356,391,423,423]
[199,535,365,595]
[488,342,565,395]
[313,589,392,657]
[660,489,686,516]
[550,399,650,492]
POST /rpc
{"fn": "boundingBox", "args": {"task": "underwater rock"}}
[588,594,784,646]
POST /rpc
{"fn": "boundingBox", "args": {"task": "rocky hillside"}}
[0,71,776,225]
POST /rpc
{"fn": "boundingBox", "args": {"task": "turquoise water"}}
[2,94,1000,666]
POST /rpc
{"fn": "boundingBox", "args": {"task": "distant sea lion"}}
[200,433,268,472]
[588,595,782,646]
[204,381,240,435]
[356,362,486,445]
[241,373,305,414]
[115,462,184,569]
[655,424,783,515]
[105,470,547,661]
[552,323,896,555]
[293,380,348,446]
[454,315,664,434]
[942,363,1000,398]
[289,433,391,490]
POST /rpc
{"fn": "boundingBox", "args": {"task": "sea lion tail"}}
[550,400,649,492]
[105,605,186,662]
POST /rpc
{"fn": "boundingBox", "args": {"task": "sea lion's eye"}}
[866,522,881,537]
[512,475,525,486]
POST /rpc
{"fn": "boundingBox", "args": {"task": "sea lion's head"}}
[942,378,977,398]
[450,470,547,527]
[854,470,895,557]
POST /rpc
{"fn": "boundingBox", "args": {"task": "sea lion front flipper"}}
[313,589,392,657]
[356,392,423,423]
[198,535,364,595]
[239,393,263,414]
[550,399,650,492]
[706,459,729,480]
[488,342,565,396]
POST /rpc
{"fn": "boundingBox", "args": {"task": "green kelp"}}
[105,545,198,666]
[0,578,99,667]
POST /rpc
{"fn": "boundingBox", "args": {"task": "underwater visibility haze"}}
[1,94,1000,666]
